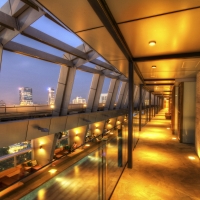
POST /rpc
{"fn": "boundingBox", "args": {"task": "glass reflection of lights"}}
[48,169,57,174]
[38,189,46,199]
[188,156,195,160]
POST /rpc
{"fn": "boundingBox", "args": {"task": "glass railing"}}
[20,127,128,200]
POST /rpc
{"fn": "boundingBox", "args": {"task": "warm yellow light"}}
[188,156,195,160]
[50,104,54,108]
[85,144,90,146]
[102,104,105,106]
[167,127,170,130]
[48,169,57,174]
[152,65,156,69]
[149,41,156,46]
[172,137,176,140]
[110,132,113,135]
[83,104,87,107]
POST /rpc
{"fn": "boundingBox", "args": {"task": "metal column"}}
[128,61,133,168]
[139,84,143,131]
[154,95,156,117]
[149,92,151,121]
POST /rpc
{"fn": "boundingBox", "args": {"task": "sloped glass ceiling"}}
[12,34,65,58]
[31,16,83,48]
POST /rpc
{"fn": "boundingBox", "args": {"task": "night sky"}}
[0,16,110,105]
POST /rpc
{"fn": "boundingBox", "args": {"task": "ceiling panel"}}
[77,27,126,63]
[109,59,128,77]
[38,0,103,32]
[142,71,197,79]
[137,58,200,79]
[118,8,200,57]
[106,0,200,23]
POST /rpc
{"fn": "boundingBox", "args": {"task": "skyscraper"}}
[19,87,33,105]
[48,88,55,105]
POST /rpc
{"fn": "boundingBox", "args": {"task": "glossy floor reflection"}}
[111,109,200,200]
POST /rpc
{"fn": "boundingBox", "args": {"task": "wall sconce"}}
[95,126,99,129]
[75,132,78,136]
[39,144,43,149]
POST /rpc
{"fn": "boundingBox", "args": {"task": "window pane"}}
[99,77,111,103]
[31,16,83,48]
[12,34,65,57]
[70,70,93,104]
[0,51,60,105]
[0,157,14,172]
[16,151,32,165]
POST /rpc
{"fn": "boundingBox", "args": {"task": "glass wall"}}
[21,129,128,200]
[0,51,60,105]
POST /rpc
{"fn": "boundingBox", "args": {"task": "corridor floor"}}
[111,109,200,200]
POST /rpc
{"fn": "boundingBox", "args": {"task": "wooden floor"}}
[111,109,200,200]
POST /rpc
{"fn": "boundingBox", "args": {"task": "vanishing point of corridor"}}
[111,109,200,200]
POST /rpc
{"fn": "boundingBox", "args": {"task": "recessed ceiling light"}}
[149,41,156,46]
[152,66,156,68]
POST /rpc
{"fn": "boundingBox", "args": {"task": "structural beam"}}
[154,94,156,117]
[86,74,101,112]
[53,66,69,116]
[92,75,105,112]
[77,65,102,74]
[104,79,117,110]
[133,51,200,62]
[90,58,116,71]
[4,41,73,67]
[60,67,77,116]
[116,82,128,110]
[22,26,88,60]
[109,79,120,110]
[144,79,175,82]
[88,0,144,83]
[128,61,133,168]
[139,84,143,131]
[0,7,44,45]
[149,92,152,121]
[120,83,129,109]
[0,11,17,30]
[146,83,174,86]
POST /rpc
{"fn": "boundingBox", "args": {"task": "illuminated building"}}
[72,96,86,104]
[48,88,55,105]
[99,93,108,103]
[19,87,33,105]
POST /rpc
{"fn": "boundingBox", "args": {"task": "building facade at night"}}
[19,87,33,105]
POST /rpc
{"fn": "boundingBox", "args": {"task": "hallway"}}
[111,109,200,200]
